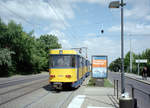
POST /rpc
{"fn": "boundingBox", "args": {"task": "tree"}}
[0,48,15,77]
[109,58,121,72]
[37,34,61,52]
[36,34,61,70]
[0,18,62,77]
[109,49,150,76]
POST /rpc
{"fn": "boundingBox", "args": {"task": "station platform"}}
[68,87,119,108]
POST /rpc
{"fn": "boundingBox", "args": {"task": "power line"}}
[55,0,81,39]
[47,0,79,41]
[0,2,41,29]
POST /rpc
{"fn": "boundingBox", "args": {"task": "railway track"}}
[0,75,48,89]
[0,78,48,106]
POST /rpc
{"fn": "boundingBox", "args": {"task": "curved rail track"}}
[0,75,48,89]
[0,78,48,106]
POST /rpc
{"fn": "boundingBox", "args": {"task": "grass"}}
[88,78,113,87]
[87,78,96,86]
[104,79,113,87]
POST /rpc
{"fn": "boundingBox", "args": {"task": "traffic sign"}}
[135,59,147,63]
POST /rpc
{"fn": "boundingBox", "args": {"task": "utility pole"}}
[120,0,125,94]
[109,0,126,94]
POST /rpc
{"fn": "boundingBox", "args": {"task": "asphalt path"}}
[108,72,150,108]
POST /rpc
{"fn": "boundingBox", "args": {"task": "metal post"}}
[121,0,125,94]
[138,63,140,75]
[114,80,116,96]
[132,87,134,98]
[117,80,119,99]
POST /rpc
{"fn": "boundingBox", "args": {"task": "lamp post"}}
[109,0,126,94]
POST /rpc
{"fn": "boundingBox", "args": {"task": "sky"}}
[0,0,150,64]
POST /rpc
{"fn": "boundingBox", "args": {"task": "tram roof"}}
[49,49,87,59]
[49,49,77,55]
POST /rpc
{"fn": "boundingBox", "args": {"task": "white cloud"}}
[87,33,97,37]
[70,0,111,5]
[0,0,75,30]
[124,0,150,21]
[108,22,150,34]
[0,0,110,31]
[1,0,150,64]
[81,34,150,63]
[108,25,120,32]
[145,15,150,21]
[124,36,150,58]
[76,37,121,63]
[49,29,72,49]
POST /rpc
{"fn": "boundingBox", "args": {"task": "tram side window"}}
[82,58,85,67]
[79,57,82,68]
[82,58,84,67]
[86,60,88,66]
[71,55,76,67]
[83,58,86,67]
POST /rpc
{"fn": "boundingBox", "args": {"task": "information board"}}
[135,59,147,63]
[92,56,108,78]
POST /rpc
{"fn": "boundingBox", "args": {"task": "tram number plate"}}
[58,75,63,77]
[54,82,62,85]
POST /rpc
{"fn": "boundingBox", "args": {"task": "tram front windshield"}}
[50,55,76,68]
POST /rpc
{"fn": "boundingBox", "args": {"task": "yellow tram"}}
[49,49,90,89]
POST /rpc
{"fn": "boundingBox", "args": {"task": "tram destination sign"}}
[92,55,108,78]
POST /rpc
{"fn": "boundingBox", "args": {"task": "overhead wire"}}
[48,0,107,41]
[47,0,79,41]
[55,0,82,40]
[0,2,41,30]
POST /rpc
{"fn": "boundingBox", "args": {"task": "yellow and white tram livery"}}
[49,49,90,89]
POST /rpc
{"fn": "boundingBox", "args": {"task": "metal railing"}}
[114,80,119,99]
[113,79,150,108]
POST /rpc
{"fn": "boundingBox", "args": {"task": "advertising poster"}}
[92,56,108,78]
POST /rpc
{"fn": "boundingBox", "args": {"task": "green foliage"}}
[0,18,61,77]
[37,34,61,52]
[0,48,15,77]
[88,78,96,86]
[104,79,113,87]
[87,78,113,87]
[109,58,121,72]
[109,49,150,76]
[36,34,61,70]
[0,48,15,66]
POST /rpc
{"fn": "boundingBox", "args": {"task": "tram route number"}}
[58,75,64,77]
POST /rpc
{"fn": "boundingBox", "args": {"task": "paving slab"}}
[67,87,119,108]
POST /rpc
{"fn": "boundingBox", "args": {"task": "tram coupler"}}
[53,82,63,90]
